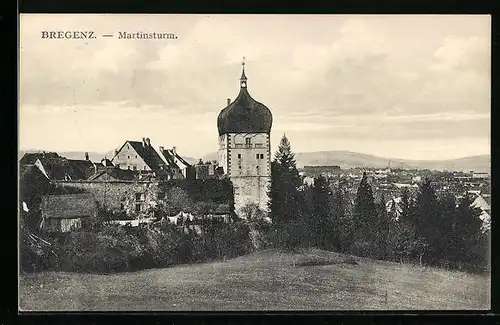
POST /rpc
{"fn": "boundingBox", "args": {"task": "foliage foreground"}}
[19,248,490,311]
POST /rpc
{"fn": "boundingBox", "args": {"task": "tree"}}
[387,188,426,264]
[267,134,304,250]
[453,194,484,268]
[353,172,378,257]
[437,192,459,262]
[332,186,354,254]
[240,202,271,251]
[414,178,441,264]
[375,193,390,259]
[166,187,194,213]
[240,202,267,222]
[310,175,337,250]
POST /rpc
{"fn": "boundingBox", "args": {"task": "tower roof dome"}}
[217,60,273,136]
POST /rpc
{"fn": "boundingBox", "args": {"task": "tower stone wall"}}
[217,61,273,218]
[218,132,271,215]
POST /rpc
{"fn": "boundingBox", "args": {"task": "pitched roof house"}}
[19,164,52,210]
[40,193,98,232]
[111,138,168,173]
[386,196,403,220]
[158,146,193,179]
[471,194,491,232]
[87,167,138,181]
[32,155,97,181]
[20,152,60,165]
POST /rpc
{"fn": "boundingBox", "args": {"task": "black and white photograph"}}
[18,14,491,311]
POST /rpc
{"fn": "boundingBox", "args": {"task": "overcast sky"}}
[19,14,491,160]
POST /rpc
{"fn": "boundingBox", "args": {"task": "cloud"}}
[19,14,491,159]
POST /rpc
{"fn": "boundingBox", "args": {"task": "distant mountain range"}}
[201,150,490,173]
[19,149,490,173]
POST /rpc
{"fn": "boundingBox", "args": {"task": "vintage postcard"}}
[18,14,491,311]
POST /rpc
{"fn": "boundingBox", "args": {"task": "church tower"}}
[217,59,273,216]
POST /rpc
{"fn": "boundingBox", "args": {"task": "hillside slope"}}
[294,151,490,172]
[20,249,489,311]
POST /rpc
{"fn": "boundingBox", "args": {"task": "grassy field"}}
[19,249,490,311]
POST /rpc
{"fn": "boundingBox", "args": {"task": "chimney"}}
[227,98,231,105]
[142,137,146,147]
[159,146,164,152]
[172,146,177,155]
[146,138,151,146]
[93,162,98,174]
[85,152,89,161]
[114,149,118,157]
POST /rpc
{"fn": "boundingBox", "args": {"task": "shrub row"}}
[21,221,255,274]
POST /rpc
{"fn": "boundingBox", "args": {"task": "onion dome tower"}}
[217,58,273,216]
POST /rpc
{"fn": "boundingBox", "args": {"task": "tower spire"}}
[240,56,247,88]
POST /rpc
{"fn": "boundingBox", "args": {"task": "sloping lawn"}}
[19,249,490,311]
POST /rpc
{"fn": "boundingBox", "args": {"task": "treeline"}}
[19,136,489,275]
[20,217,253,274]
[265,135,490,273]
[163,178,234,204]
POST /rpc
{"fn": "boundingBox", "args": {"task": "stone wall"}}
[55,179,233,217]
[54,181,163,217]
[232,176,270,216]
[218,132,271,217]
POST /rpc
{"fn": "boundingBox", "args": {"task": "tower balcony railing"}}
[233,143,265,149]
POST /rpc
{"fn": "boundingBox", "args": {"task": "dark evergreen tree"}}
[353,172,378,257]
[332,186,352,253]
[300,184,316,247]
[267,134,303,250]
[375,193,390,259]
[414,178,441,264]
[388,189,425,264]
[438,192,459,262]
[310,175,336,250]
[453,194,484,268]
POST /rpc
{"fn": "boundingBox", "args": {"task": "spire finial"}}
[240,56,247,88]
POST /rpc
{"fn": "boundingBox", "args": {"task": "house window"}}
[127,166,131,170]
[256,154,259,159]
[128,155,130,159]
[135,204,141,212]
[245,138,251,148]
[238,154,241,159]
[143,166,147,170]
[120,203,124,210]
[135,155,137,158]
[135,193,141,201]
[260,154,264,159]
[257,166,260,175]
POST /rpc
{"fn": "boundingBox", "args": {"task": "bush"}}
[23,215,257,274]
